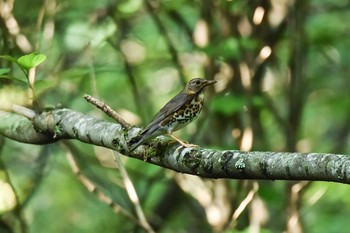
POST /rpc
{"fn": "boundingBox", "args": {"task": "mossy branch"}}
[0,108,349,184]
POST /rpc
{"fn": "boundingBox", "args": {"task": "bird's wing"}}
[142,92,192,132]
[129,92,192,152]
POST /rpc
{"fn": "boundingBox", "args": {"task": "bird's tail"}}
[128,135,144,152]
[128,125,159,152]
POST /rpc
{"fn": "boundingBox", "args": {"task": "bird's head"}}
[183,78,216,95]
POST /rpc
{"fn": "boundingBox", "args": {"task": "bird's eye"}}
[195,80,201,85]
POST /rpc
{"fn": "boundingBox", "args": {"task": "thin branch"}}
[34,0,49,50]
[144,0,186,85]
[231,182,258,227]
[59,142,141,225]
[12,104,36,119]
[286,181,309,233]
[84,94,130,129]
[286,1,309,151]
[113,151,155,233]
[106,37,149,120]
[166,10,193,42]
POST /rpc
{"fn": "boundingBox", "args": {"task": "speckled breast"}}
[161,93,204,132]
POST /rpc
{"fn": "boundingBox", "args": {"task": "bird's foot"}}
[178,142,199,148]
[168,133,199,148]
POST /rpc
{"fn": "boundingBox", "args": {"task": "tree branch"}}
[0,108,349,184]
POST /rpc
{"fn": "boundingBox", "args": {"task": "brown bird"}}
[129,78,216,152]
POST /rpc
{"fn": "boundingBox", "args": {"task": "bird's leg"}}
[168,133,198,148]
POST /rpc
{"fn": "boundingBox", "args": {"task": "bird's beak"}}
[205,80,217,86]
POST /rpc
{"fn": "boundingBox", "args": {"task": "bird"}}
[129,78,216,152]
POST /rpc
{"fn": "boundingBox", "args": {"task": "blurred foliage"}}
[1,0,350,232]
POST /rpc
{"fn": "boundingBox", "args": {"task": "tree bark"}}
[0,108,349,184]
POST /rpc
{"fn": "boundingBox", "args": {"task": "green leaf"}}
[0,68,11,76]
[17,53,46,70]
[33,79,56,96]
